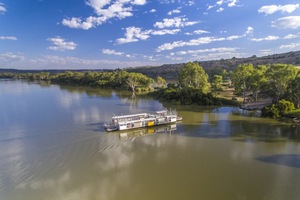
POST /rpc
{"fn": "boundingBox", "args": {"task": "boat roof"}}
[112,113,148,120]
[156,110,167,114]
[112,110,170,120]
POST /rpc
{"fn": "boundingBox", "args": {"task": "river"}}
[0,80,300,200]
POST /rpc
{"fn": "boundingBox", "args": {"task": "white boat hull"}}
[104,110,181,132]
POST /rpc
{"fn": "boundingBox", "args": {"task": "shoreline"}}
[240,98,273,110]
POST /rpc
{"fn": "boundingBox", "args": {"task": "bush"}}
[277,99,295,115]
[261,104,280,118]
[150,87,226,106]
[261,99,295,118]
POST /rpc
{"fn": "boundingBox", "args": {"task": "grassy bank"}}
[284,109,300,118]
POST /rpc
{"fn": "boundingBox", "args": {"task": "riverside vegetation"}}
[1,62,300,119]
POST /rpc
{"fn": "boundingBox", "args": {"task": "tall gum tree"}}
[266,64,298,102]
[231,64,254,102]
[178,62,209,92]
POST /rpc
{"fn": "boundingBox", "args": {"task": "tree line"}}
[231,63,300,118]
[151,62,300,116]
[1,62,299,117]
[0,70,164,92]
[150,62,236,106]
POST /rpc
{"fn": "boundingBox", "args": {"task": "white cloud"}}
[169,47,243,61]
[156,27,249,52]
[93,2,133,19]
[187,1,195,6]
[207,0,239,11]
[0,3,6,14]
[62,16,105,30]
[216,1,224,6]
[250,33,299,42]
[228,0,238,7]
[217,7,224,12]
[156,36,228,52]
[207,5,215,10]
[154,17,198,29]
[258,4,299,15]
[272,16,300,29]
[131,0,147,5]
[86,0,111,12]
[283,33,300,39]
[116,27,150,44]
[280,43,300,49]
[102,49,134,57]
[62,0,146,30]
[47,37,77,51]
[185,29,210,35]
[151,29,180,35]
[0,52,25,61]
[0,36,17,40]
[227,35,242,40]
[250,36,280,42]
[174,47,238,56]
[168,8,181,15]
[116,26,181,44]
[102,49,124,56]
[150,9,156,13]
[244,26,254,35]
[166,55,183,61]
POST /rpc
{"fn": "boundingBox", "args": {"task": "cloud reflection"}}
[57,92,81,109]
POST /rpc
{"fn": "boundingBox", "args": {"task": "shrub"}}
[261,104,280,118]
[261,99,295,118]
[277,99,295,115]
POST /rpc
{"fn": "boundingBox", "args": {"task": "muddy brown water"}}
[1,80,300,200]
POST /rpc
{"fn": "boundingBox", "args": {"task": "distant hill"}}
[0,68,109,74]
[126,50,300,80]
[1,50,300,81]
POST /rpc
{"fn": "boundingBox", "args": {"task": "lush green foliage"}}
[0,70,155,92]
[156,76,167,88]
[178,62,209,92]
[151,86,238,106]
[211,75,223,92]
[265,64,298,101]
[284,109,300,118]
[261,99,295,118]
[286,76,300,108]
[231,63,299,104]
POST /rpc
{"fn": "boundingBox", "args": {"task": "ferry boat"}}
[104,110,182,132]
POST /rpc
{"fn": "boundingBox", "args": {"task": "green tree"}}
[231,64,254,102]
[266,64,298,102]
[211,75,223,92]
[178,62,209,92]
[277,99,295,115]
[261,99,295,118]
[125,72,153,92]
[248,65,267,101]
[286,76,300,108]
[156,76,167,88]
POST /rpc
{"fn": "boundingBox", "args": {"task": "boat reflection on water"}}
[119,123,177,140]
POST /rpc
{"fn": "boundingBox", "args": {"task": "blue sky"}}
[0,0,300,69]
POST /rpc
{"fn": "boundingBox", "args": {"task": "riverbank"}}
[240,98,273,110]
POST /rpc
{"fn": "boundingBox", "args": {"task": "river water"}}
[0,80,300,200]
